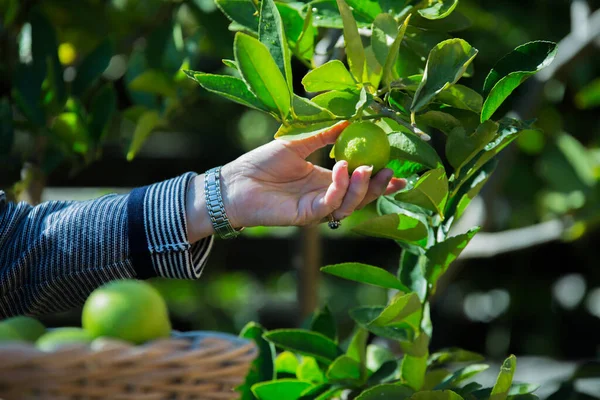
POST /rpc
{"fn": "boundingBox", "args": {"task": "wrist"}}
[219,162,244,230]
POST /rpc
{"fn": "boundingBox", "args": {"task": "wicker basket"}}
[0,331,257,400]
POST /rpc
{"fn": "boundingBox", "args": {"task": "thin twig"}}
[370,102,431,141]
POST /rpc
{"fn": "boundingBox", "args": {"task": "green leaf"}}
[418,0,459,20]
[186,71,270,113]
[298,383,333,399]
[310,306,337,342]
[368,360,399,385]
[346,0,384,20]
[297,8,316,60]
[372,14,410,86]
[364,45,383,89]
[481,41,557,122]
[575,78,600,109]
[126,110,160,161]
[410,391,465,400]
[321,263,410,292]
[435,364,490,389]
[336,0,366,81]
[352,213,429,243]
[382,16,411,86]
[369,292,421,328]
[215,0,259,32]
[436,85,483,113]
[297,357,325,384]
[234,32,291,119]
[398,251,428,301]
[301,60,357,92]
[129,70,177,98]
[416,111,462,136]
[446,159,497,222]
[88,84,116,144]
[350,307,413,341]
[410,11,471,32]
[252,379,312,400]
[411,39,478,112]
[366,344,396,372]
[345,327,368,381]
[326,355,362,382]
[388,130,443,170]
[394,168,449,217]
[0,98,14,155]
[401,333,430,390]
[292,95,336,121]
[462,118,532,180]
[372,14,398,66]
[259,0,293,93]
[425,228,479,287]
[490,355,517,400]
[356,384,414,400]
[72,40,113,97]
[428,348,485,367]
[276,352,299,377]
[508,383,540,395]
[264,330,343,364]
[312,90,360,118]
[222,59,238,70]
[446,120,499,171]
[275,120,341,140]
[386,159,427,179]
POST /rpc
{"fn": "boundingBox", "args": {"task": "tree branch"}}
[458,218,570,259]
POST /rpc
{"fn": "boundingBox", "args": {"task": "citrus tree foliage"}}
[184,0,558,398]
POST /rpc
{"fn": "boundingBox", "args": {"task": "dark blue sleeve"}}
[0,172,214,318]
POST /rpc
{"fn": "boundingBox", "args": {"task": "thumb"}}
[281,120,350,159]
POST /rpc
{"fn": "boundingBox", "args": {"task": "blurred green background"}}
[1,0,599,396]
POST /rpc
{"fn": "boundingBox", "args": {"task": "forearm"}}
[0,173,214,318]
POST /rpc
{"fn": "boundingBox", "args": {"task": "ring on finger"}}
[328,213,341,230]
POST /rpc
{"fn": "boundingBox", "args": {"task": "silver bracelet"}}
[204,166,243,239]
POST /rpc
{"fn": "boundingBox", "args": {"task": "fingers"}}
[284,120,351,159]
[355,170,407,210]
[384,177,407,194]
[332,166,373,220]
[318,160,350,214]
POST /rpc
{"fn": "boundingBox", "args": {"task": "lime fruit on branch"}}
[333,121,390,174]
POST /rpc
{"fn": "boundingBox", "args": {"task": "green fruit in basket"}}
[0,323,22,342]
[36,327,92,351]
[82,279,171,345]
[1,316,46,342]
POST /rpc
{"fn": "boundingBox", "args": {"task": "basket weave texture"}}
[0,331,256,400]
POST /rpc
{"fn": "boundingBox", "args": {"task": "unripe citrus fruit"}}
[82,279,171,344]
[0,323,21,342]
[334,121,390,174]
[36,327,92,351]
[1,316,46,342]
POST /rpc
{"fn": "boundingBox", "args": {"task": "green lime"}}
[82,279,171,345]
[334,121,390,174]
[0,323,22,342]
[2,316,46,342]
[36,327,92,351]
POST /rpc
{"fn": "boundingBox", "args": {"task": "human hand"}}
[219,121,406,229]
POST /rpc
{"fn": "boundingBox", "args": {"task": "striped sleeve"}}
[0,173,214,318]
